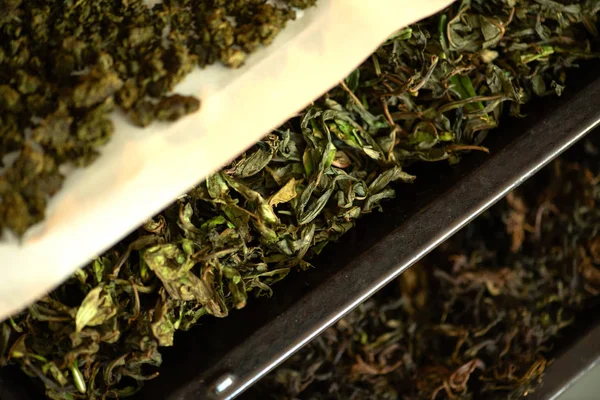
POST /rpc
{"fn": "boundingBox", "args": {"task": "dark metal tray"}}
[2,66,600,400]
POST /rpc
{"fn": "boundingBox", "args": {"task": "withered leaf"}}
[0,0,315,236]
[75,285,117,332]
[3,1,600,398]
[248,135,600,400]
[269,178,299,207]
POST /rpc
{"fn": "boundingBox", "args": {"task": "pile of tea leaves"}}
[246,133,600,400]
[1,0,599,399]
[0,0,317,237]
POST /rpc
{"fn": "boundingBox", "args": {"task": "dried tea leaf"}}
[75,286,117,332]
[269,178,299,207]
[143,243,228,318]
[249,134,600,400]
[2,1,599,398]
[0,0,317,236]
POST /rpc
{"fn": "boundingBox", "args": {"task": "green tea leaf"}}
[75,286,117,333]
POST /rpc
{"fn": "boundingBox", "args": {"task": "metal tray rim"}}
[187,77,600,399]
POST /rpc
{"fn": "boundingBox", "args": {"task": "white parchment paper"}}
[0,0,456,321]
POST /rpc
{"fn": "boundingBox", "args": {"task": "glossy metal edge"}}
[531,322,600,400]
[159,76,600,399]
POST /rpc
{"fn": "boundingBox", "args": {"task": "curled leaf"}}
[75,286,117,333]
